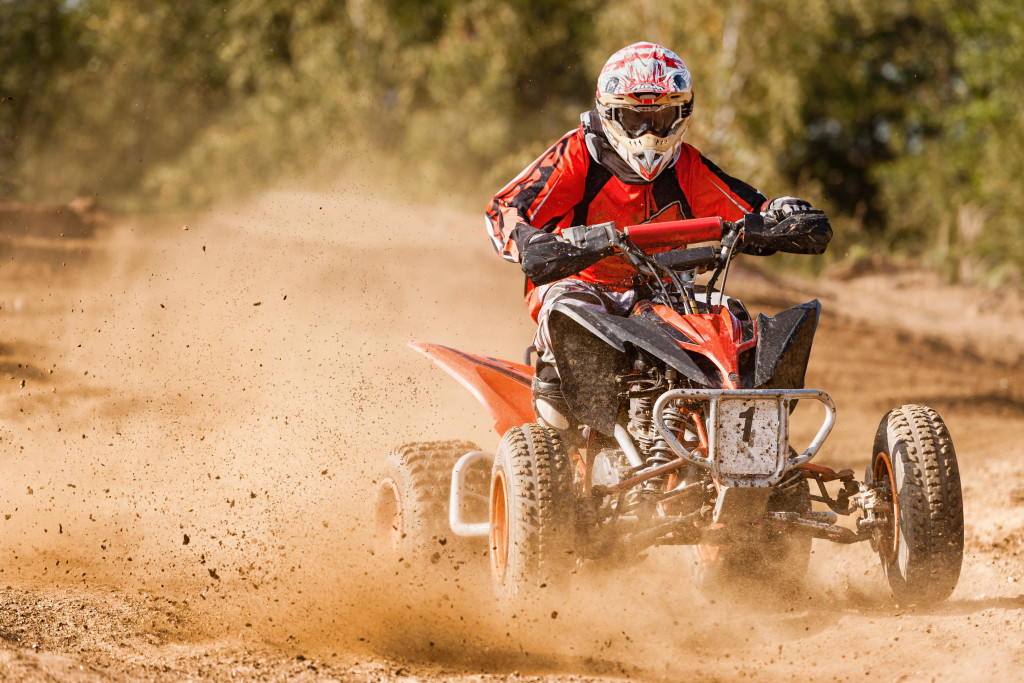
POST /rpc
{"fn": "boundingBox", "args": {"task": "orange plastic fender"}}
[408,342,536,435]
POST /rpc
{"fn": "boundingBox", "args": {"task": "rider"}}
[485,42,815,434]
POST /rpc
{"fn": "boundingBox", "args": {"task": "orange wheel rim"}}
[874,451,899,563]
[375,480,403,552]
[490,469,509,581]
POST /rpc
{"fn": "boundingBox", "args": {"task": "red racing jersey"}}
[486,111,767,317]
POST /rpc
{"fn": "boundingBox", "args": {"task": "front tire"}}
[871,404,963,603]
[489,424,576,604]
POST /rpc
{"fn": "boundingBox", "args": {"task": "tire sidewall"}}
[874,418,914,595]
[488,424,575,604]
[375,453,441,562]
[872,406,963,603]
[373,441,486,573]
[490,439,518,600]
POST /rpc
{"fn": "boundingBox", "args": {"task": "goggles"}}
[611,102,692,139]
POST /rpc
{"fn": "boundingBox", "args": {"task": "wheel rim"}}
[490,468,509,581]
[375,479,403,552]
[873,451,900,564]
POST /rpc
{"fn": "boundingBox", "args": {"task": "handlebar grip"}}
[623,217,724,249]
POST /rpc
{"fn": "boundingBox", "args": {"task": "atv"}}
[375,213,964,605]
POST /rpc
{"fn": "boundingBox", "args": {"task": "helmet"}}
[596,42,694,182]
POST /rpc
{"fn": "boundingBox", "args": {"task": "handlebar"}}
[623,217,724,249]
[555,215,754,315]
[551,211,825,311]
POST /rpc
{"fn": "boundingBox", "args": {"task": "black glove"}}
[513,224,617,286]
[741,210,832,256]
[761,196,813,223]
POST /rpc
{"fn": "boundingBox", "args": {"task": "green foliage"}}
[780,2,959,231]
[380,0,600,188]
[0,0,1022,283]
[0,0,84,196]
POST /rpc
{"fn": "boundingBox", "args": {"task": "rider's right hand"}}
[561,222,618,253]
[512,224,617,286]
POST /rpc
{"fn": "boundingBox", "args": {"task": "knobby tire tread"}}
[877,404,963,602]
[380,440,484,562]
[494,424,574,600]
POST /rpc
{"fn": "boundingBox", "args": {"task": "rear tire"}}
[489,424,576,604]
[871,404,963,603]
[374,440,487,573]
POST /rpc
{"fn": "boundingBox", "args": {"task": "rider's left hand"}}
[761,196,813,222]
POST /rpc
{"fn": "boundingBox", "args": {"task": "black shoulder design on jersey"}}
[698,154,767,210]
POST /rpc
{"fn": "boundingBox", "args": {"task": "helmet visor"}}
[612,103,691,139]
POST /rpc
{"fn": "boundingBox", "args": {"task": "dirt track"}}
[1,190,1023,681]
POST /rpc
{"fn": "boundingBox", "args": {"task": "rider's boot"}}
[531,363,580,451]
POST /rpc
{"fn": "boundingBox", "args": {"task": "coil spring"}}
[629,396,654,455]
[648,405,686,465]
[629,396,653,428]
[642,404,687,493]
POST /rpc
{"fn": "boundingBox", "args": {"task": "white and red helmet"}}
[596,42,694,182]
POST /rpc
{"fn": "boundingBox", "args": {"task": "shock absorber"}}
[628,396,654,453]
[623,395,655,511]
[642,404,687,495]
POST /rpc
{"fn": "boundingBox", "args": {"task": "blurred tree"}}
[879,0,1024,281]
[378,0,599,187]
[0,0,83,196]
[13,1,229,200]
[1,0,1022,284]
[778,2,959,236]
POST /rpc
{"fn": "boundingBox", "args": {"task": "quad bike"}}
[375,212,964,605]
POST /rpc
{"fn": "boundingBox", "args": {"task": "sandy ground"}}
[0,189,1022,681]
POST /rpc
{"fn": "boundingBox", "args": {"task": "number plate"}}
[716,399,782,477]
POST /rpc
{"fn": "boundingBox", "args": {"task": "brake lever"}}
[720,221,742,252]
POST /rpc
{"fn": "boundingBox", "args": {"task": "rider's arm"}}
[681,149,827,255]
[681,148,768,223]
[485,128,589,264]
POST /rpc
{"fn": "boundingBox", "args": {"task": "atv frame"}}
[380,215,964,605]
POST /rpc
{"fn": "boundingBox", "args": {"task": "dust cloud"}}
[1,188,1024,680]
[0,189,531,649]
